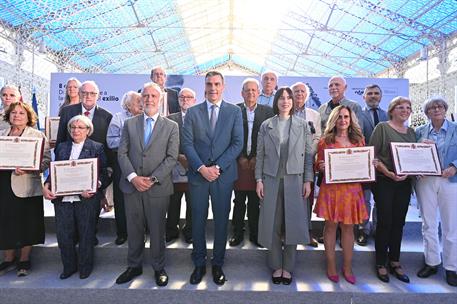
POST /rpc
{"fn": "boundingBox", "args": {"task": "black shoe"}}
[417,264,438,278]
[229,234,244,247]
[79,270,92,279]
[116,267,143,284]
[272,274,282,284]
[212,265,226,285]
[446,270,457,286]
[93,237,99,246]
[16,261,31,277]
[376,265,390,283]
[190,266,206,284]
[154,269,169,287]
[356,231,368,246]
[166,233,178,243]
[60,269,77,280]
[115,235,127,245]
[307,237,319,248]
[282,275,292,285]
[389,263,410,283]
[317,236,324,244]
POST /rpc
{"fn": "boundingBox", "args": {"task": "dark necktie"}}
[372,108,379,126]
[84,111,90,117]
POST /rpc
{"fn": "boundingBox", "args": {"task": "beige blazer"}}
[0,126,51,197]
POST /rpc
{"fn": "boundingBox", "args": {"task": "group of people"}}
[0,67,456,289]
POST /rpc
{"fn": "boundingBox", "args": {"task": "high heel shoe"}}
[327,273,339,283]
[376,265,390,283]
[342,269,356,284]
[388,263,410,283]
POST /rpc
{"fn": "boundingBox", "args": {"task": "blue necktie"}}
[144,117,153,145]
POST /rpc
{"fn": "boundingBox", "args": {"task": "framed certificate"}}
[45,116,60,143]
[391,142,441,175]
[0,136,44,170]
[50,158,99,196]
[325,146,375,184]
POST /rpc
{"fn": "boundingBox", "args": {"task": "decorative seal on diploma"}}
[324,146,375,184]
[0,136,44,170]
[50,158,99,196]
[390,142,441,175]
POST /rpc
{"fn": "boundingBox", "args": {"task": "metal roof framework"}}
[0,0,455,76]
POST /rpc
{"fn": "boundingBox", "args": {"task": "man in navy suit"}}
[357,84,388,246]
[150,66,180,115]
[182,71,243,285]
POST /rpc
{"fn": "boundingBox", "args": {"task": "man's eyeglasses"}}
[179,96,194,100]
[81,91,98,97]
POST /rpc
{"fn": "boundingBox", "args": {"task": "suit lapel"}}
[199,102,212,140]
[288,117,300,157]
[364,108,375,129]
[267,116,280,156]
[79,140,92,159]
[136,115,145,150]
[444,121,456,156]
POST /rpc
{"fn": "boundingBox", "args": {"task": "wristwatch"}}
[150,176,159,184]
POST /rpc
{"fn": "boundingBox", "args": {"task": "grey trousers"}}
[124,191,169,271]
[268,179,297,272]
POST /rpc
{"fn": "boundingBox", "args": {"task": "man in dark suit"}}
[166,88,196,244]
[56,80,113,244]
[150,66,180,115]
[229,78,274,247]
[56,80,113,164]
[182,71,243,285]
[115,82,179,286]
[357,84,388,246]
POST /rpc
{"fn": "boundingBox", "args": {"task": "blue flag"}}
[31,91,40,130]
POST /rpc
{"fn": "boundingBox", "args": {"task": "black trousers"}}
[231,190,260,239]
[54,198,99,274]
[372,176,412,266]
[112,157,127,237]
[166,190,192,237]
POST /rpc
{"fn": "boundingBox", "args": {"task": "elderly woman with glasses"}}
[369,96,416,284]
[415,97,457,287]
[43,115,109,280]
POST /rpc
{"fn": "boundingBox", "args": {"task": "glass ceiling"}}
[0,0,455,76]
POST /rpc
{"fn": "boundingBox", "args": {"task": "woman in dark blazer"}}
[43,115,109,280]
[255,87,314,285]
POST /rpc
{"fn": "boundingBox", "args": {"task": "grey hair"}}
[80,80,100,95]
[423,96,448,116]
[179,88,196,98]
[241,78,260,91]
[1,84,20,96]
[328,76,347,86]
[291,82,310,96]
[121,91,141,111]
[67,115,94,137]
[260,70,279,81]
[142,82,163,96]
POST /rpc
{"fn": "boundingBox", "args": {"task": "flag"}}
[31,91,40,130]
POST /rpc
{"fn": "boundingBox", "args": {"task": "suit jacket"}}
[359,106,388,143]
[318,98,363,131]
[165,88,180,114]
[237,103,274,159]
[118,114,179,196]
[255,116,314,182]
[0,126,51,197]
[416,120,457,183]
[47,138,110,202]
[167,111,185,153]
[56,103,113,165]
[182,100,243,184]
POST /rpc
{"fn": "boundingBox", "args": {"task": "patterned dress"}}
[313,139,368,224]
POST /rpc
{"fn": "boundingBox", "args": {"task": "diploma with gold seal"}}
[50,158,99,196]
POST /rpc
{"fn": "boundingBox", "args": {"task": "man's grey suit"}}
[118,114,179,270]
[182,101,243,267]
